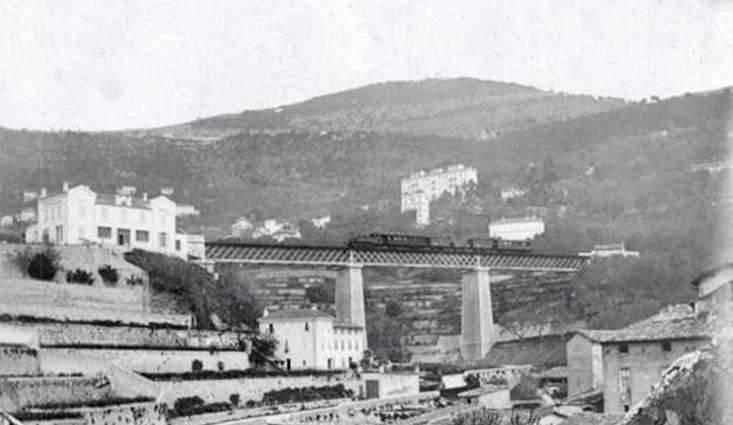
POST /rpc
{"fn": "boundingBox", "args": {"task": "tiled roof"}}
[457,385,507,398]
[578,312,713,344]
[264,309,334,320]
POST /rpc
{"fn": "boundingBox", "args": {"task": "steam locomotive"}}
[346,233,531,253]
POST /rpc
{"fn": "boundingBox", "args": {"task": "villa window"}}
[305,322,310,331]
[97,226,112,239]
[268,323,274,334]
[662,341,672,352]
[619,344,629,354]
[136,230,149,242]
[159,232,167,248]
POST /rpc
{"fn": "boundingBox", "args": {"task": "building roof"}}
[263,309,334,320]
[561,412,623,425]
[457,385,507,398]
[538,365,568,379]
[334,321,363,329]
[490,217,543,226]
[578,311,712,344]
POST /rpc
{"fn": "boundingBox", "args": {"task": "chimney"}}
[40,187,47,198]
[62,182,69,192]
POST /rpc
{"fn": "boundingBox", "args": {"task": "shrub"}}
[9,247,35,277]
[245,399,257,408]
[217,361,226,371]
[487,376,509,386]
[126,275,145,286]
[464,374,480,389]
[66,269,95,285]
[27,246,60,281]
[262,384,353,404]
[510,375,540,401]
[98,264,119,284]
[229,393,240,407]
[191,359,203,373]
[173,396,204,413]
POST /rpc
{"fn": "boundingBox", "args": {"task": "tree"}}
[249,334,278,368]
[305,284,334,304]
[27,246,60,281]
[385,300,403,317]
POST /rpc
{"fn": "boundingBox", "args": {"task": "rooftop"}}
[95,193,152,210]
[263,309,334,320]
[490,216,544,225]
[457,385,507,398]
[578,310,712,344]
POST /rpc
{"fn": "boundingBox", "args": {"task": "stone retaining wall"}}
[157,374,360,405]
[0,344,40,376]
[0,376,113,411]
[40,348,249,375]
[7,322,247,350]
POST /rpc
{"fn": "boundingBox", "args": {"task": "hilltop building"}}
[500,186,528,202]
[252,219,301,242]
[259,308,364,370]
[489,217,545,241]
[401,164,477,226]
[176,204,201,217]
[24,183,202,259]
[231,217,254,238]
[579,243,640,260]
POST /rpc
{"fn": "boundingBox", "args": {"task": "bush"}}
[126,275,145,286]
[173,396,204,413]
[9,247,35,277]
[229,393,240,407]
[245,400,257,408]
[191,359,203,372]
[217,361,226,371]
[66,269,95,285]
[27,246,60,281]
[510,375,540,401]
[262,384,353,404]
[98,264,119,284]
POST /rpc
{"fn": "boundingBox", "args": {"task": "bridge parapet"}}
[204,242,586,272]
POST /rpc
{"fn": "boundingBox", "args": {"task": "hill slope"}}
[136,78,626,140]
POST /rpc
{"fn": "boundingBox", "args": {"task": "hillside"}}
[0,84,730,334]
[134,78,626,140]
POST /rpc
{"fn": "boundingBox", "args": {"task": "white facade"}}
[259,308,364,370]
[500,186,528,202]
[489,217,545,241]
[24,184,200,259]
[176,204,201,217]
[400,164,477,218]
[579,243,640,259]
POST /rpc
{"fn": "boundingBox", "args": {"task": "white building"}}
[176,204,201,217]
[489,217,545,241]
[24,183,201,259]
[252,219,301,242]
[401,164,478,225]
[310,211,331,229]
[500,186,528,202]
[259,308,364,370]
[231,217,254,237]
[579,243,640,260]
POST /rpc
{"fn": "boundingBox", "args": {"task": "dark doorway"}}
[118,228,130,246]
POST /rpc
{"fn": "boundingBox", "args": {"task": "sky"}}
[0,0,732,131]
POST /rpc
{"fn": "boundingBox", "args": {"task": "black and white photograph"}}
[0,1,732,424]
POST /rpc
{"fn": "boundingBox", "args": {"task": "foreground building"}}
[24,183,201,259]
[567,306,711,414]
[259,308,364,370]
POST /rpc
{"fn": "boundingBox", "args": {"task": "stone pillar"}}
[335,264,367,347]
[460,266,494,363]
